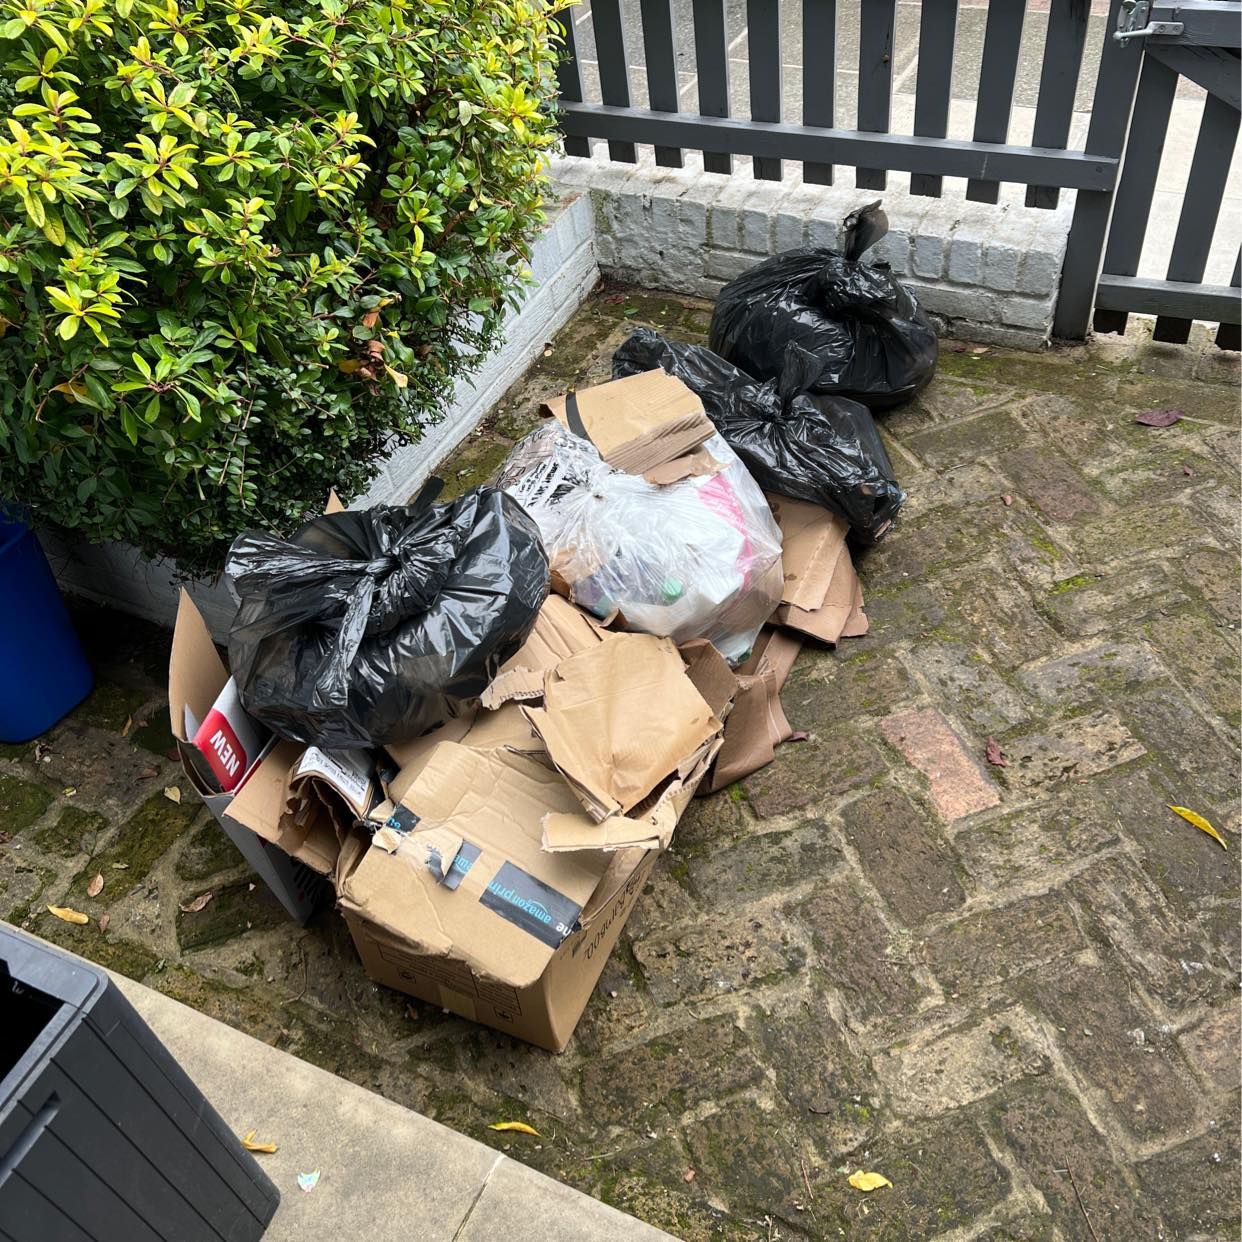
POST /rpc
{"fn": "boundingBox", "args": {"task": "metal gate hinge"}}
[1114,0,1185,41]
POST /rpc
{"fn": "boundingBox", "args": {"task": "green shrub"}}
[0,0,563,573]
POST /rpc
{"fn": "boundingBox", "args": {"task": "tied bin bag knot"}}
[226,481,550,751]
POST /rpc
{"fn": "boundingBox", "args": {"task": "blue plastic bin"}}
[0,513,93,742]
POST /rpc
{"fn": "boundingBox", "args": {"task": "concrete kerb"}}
[550,151,1074,349]
[109,969,674,1242]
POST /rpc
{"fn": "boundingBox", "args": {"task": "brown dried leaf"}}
[1001,494,1014,507]
[1135,408,1184,428]
[121,715,132,738]
[683,1168,696,1183]
[138,766,158,780]
[985,737,1009,768]
[86,873,104,898]
[47,905,89,925]
[163,785,182,804]
[179,892,213,914]
[98,913,110,933]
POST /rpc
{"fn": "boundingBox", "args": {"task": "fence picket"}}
[640,0,684,167]
[747,0,783,180]
[856,0,896,190]
[593,0,638,162]
[1216,254,1241,350]
[554,12,591,158]
[1092,54,1178,335]
[910,0,957,198]
[1026,0,1091,209]
[802,0,837,185]
[965,0,1025,203]
[1154,95,1242,342]
[693,0,733,173]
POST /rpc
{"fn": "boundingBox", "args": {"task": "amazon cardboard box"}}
[337,619,736,1052]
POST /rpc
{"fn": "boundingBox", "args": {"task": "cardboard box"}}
[337,617,734,1051]
[168,592,328,922]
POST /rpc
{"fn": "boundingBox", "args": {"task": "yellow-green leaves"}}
[847,1171,892,1192]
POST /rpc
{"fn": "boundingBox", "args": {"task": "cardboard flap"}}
[325,489,346,515]
[578,848,649,926]
[776,542,863,644]
[769,495,850,612]
[482,596,607,709]
[542,802,678,854]
[641,445,725,486]
[225,741,340,876]
[522,634,720,822]
[338,743,613,988]
[542,371,714,475]
[169,590,227,742]
[679,639,740,720]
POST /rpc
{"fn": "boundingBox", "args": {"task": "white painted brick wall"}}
[555,152,1074,350]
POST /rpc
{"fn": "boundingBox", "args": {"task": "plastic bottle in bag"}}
[496,423,783,665]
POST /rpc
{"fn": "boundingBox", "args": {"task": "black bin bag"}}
[226,482,549,750]
[708,205,938,410]
[613,328,906,544]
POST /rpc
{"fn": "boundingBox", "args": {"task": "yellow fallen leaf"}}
[121,715,132,738]
[164,786,182,804]
[47,905,89,925]
[86,873,104,898]
[1168,805,1227,850]
[337,358,362,373]
[241,1129,278,1154]
[488,1121,539,1137]
[848,1171,892,1192]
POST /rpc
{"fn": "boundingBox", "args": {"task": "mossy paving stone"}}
[34,915,160,980]
[175,819,245,881]
[579,1015,763,1128]
[1023,962,1201,1143]
[749,992,879,1159]
[1137,1122,1242,1237]
[988,1082,1164,1242]
[685,820,846,907]
[796,880,931,1027]
[0,773,55,833]
[813,1113,1011,1239]
[684,1099,836,1231]
[67,789,199,903]
[571,953,650,1055]
[176,877,289,952]
[34,806,109,858]
[0,856,57,927]
[129,711,178,758]
[72,680,151,732]
[589,1135,752,1242]
[433,434,514,501]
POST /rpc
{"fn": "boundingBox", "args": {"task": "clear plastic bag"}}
[496,423,783,665]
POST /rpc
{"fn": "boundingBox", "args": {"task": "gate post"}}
[1052,0,1146,341]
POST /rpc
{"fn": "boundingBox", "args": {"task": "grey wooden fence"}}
[554,0,1242,345]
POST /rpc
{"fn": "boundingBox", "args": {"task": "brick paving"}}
[2,289,1238,1240]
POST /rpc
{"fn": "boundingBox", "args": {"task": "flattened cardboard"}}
[521,634,720,822]
[702,629,804,794]
[481,595,607,708]
[225,741,341,876]
[337,743,612,985]
[542,371,714,478]
[767,495,868,644]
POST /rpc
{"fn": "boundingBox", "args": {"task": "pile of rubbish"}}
[168,211,936,1052]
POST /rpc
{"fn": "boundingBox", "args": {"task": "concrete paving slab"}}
[111,974,674,1242]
